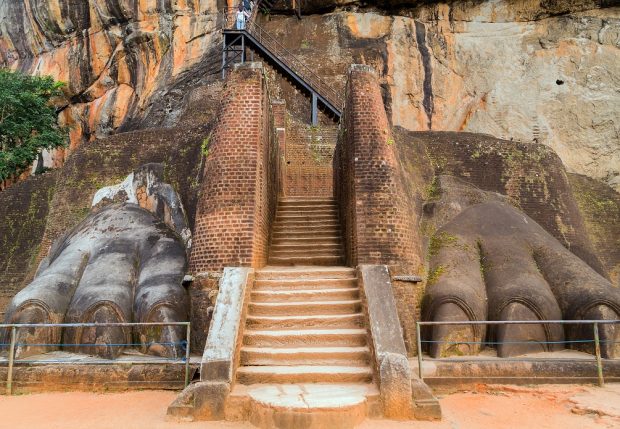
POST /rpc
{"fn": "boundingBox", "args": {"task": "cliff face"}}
[1,0,618,190]
[259,1,619,190]
[0,0,221,166]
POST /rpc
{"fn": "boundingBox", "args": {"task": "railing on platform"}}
[0,321,191,395]
[415,319,620,386]
[220,5,344,111]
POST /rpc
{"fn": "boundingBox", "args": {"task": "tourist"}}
[236,5,246,30]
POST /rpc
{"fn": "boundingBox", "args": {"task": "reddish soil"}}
[0,384,618,429]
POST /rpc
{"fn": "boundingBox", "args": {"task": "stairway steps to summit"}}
[229,197,377,428]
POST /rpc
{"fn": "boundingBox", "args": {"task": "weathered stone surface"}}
[3,166,191,359]
[201,267,254,383]
[0,0,221,158]
[168,381,231,421]
[258,2,619,190]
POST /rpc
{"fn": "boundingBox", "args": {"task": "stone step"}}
[253,278,358,290]
[277,213,338,221]
[256,267,355,280]
[272,230,341,239]
[246,313,364,329]
[226,383,382,428]
[236,365,374,384]
[240,346,371,366]
[251,288,359,303]
[272,220,340,228]
[268,255,344,266]
[277,205,337,212]
[243,328,367,347]
[270,243,342,252]
[271,237,342,246]
[249,300,361,316]
[279,199,336,207]
[276,207,338,215]
[270,249,343,259]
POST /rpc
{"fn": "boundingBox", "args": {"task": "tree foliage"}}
[0,70,68,181]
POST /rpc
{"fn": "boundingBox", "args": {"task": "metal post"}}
[6,326,16,395]
[184,323,191,388]
[222,36,227,80]
[241,35,245,64]
[593,322,604,387]
[311,92,318,126]
[416,322,423,380]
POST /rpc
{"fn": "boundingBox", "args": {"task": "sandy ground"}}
[0,384,618,429]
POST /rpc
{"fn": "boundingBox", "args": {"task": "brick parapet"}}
[189,62,278,274]
[334,65,421,353]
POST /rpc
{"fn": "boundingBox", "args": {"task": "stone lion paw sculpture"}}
[4,164,191,359]
[422,177,620,359]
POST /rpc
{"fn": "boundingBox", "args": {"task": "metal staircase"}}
[221,2,342,124]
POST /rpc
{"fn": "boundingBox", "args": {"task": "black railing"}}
[221,5,344,111]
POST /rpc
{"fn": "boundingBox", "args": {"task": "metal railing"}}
[0,322,191,395]
[220,6,344,111]
[415,319,620,387]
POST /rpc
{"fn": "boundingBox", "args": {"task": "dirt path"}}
[0,384,618,429]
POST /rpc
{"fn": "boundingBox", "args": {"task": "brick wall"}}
[284,119,337,197]
[334,65,422,353]
[189,62,278,274]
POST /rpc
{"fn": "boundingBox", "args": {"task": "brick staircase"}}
[227,198,379,428]
[269,198,344,266]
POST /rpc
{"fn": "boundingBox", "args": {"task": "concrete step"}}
[246,313,364,330]
[240,346,371,366]
[249,300,361,316]
[243,328,367,347]
[236,365,373,384]
[277,213,338,221]
[256,267,356,280]
[268,255,344,266]
[251,288,359,303]
[254,278,358,291]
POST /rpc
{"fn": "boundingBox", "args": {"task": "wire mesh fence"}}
[0,322,191,395]
[416,319,620,386]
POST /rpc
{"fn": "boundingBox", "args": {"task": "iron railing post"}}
[6,326,16,395]
[593,322,604,387]
[416,322,423,380]
[184,323,191,388]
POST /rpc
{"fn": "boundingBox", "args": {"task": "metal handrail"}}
[221,6,343,111]
[1,321,192,394]
[415,319,620,387]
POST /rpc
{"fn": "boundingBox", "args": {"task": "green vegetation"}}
[427,265,446,286]
[0,70,68,181]
[201,135,211,157]
[425,176,441,200]
[428,231,458,258]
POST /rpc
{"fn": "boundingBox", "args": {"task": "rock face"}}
[1,1,617,189]
[257,2,619,190]
[0,0,221,164]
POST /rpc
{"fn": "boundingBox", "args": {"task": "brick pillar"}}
[272,99,287,197]
[335,64,421,353]
[190,62,276,274]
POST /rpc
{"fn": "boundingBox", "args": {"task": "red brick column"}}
[334,65,421,352]
[190,62,277,274]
